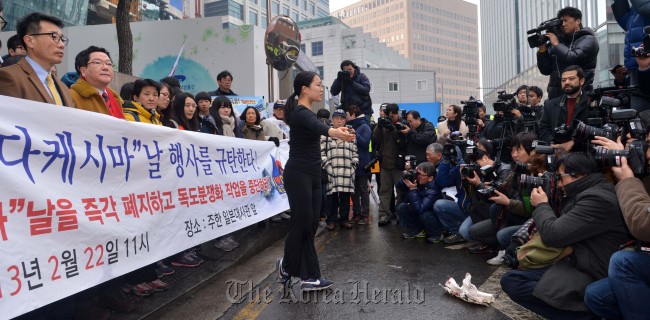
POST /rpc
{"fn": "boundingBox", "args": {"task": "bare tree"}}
[116,0,133,75]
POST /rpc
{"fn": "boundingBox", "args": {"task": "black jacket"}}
[537,28,599,100]
[537,92,590,145]
[480,115,519,163]
[405,118,437,165]
[208,87,237,96]
[330,65,372,115]
[531,173,631,312]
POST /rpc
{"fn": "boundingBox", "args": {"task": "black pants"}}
[282,164,321,280]
[327,192,352,223]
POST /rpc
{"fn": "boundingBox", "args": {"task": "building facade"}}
[332,0,480,106]
[481,0,601,100]
[204,0,330,29]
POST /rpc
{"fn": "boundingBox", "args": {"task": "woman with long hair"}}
[210,96,240,138]
[168,92,200,131]
[437,104,468,138]
[157,82,172,125]
[276,71,354,291]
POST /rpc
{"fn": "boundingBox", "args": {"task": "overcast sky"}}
[329,0,479,12]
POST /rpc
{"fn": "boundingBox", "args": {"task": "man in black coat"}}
[536,7,599,100]
[330,60,372,125]
[501,152,630,319]
[401,110,437,165]
[537,65,590,151]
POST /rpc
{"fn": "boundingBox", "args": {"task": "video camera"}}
[527,18,563,48]
[461,96,482,140]
[493,91,517,114]
[631,26,650,57]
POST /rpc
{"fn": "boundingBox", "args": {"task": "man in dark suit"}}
[0,12,74,107]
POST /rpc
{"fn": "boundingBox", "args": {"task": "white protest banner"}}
[0,95,289,319]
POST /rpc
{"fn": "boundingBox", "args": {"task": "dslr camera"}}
[402,155,418,182]
[527,18,563,48]
[631,26,650,57]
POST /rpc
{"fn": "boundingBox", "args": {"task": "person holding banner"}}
[123,79,163,125]
[276,71,354,291]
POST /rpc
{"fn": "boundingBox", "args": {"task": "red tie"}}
[102,92,109,105]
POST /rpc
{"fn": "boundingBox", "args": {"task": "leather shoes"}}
[340,221,353,229]
[326,223,336,231]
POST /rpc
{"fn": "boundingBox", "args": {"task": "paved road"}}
[150,200,542,320]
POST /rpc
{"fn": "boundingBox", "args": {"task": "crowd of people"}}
[2,2,650,319]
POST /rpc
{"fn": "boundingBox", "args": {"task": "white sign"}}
[0,95,289,319]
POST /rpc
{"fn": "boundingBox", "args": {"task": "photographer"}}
[500,152,630,319]
[470,132,539,260]
[584,116,650,318]
[538,65,591,150]
[401,110,437,164]
[437,105,469,139]
[536,7,599,100]
[372,103,407,226]
[396,162,442,243]
[330,60,372,125]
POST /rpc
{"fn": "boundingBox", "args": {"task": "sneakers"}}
[188,250,204,264]
[156,261,175,277]
[123,282,155,296]
[280,212,291,220]
[378,214,392,226]
[357,217,369,225]
[276,257,290,284]
[148,279,169,292]
[487,250,506,266]
[426,235,444,244]
[443,233,466,244]
[402,230,426,239]
[318,220,327,228]
[270,214,283,222]
[468,244,491,254]
[300,278,333,291]
[171,252,201,267]
[214,236,239,252]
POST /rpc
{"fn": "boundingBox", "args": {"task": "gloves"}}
[268,137,280,147]
[337,71,348,81]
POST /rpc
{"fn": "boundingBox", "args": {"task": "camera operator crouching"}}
[395,162,442,243]
[500,152,631,319]
[372,103,408,226]
[583,110,650,318]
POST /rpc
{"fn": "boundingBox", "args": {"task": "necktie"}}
[102,92,109,104]
[45,73,63,106]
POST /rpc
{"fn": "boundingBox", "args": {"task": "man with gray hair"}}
[425,143,444,167]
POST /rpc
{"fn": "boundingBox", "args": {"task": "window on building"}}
[291,10,299,21]
[293,0,299,5]
[309,2,315,15]
[300,43,306,54]
[229,2,244,20]
[389,82,399,92]
[249,0,257,4]
[312,41,323,56]
[302,0,307,10]
[272,1,280,15]
[283,6,290,15]
[416,80,427,90]
[317,66,324,79]
[249,11,258,26]
[261,15,267,27]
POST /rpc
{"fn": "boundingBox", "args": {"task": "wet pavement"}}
[147,196,542,320]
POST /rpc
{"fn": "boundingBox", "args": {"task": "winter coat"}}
[467,162,512,223]
[537,92,590,145]
[240,123,266,141]
[612,0,650,73]
[537,27,599,99]
[396,179,441,214]
[437,119,468,139]
[208,87,237,96]
[405,118,437,165]
[70,78,124,117]
[372,121,406,170]
[615,175,650,242]
[435,161,471,218]
[531,173,631,312]
[321,135,358,195]
[348,117,372,176]
[123,100,162,125]
[330,65,372,116]
[480,115,519,163]
[199,114,222,135]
